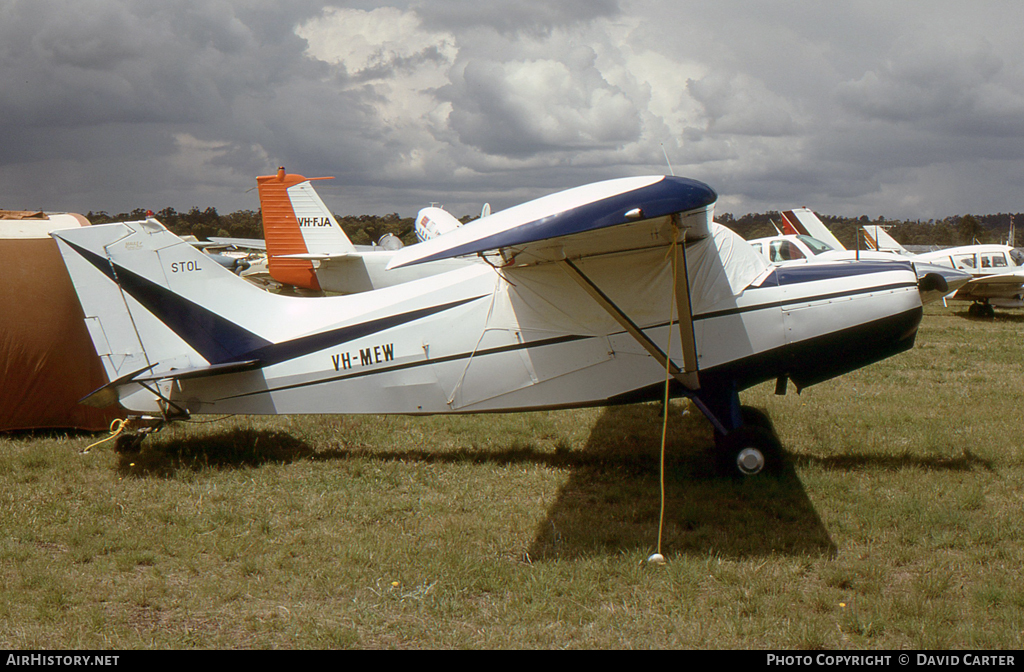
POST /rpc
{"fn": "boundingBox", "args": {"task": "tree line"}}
[86,206,1023,250]
[86,207,423,246]
[720,212,1021,249]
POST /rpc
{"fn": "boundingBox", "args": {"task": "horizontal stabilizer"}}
[79,360,262,408]
[387,175,717,270]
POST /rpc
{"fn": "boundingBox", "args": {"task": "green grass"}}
[2,302,1023,649]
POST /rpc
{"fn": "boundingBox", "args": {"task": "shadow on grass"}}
[312,404,840,560]
[119,404,993,559]
[525,403,839,561]
[793,450,994,473]
[955,309,1024,324]
[117,429,314,478]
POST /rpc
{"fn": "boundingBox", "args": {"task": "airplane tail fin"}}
[51,218,285,410]
[861,224,908,254]
[414,206,463,242]
[256,167,356,290]
[780,208,847,252]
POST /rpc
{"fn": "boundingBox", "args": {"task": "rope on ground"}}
[81,418,129,454]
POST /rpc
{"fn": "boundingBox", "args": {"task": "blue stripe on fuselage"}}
[62,238,485,368]
[759,260,916,287]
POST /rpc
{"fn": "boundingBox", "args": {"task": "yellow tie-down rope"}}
[649,226,681,567]
[81,418,130,454]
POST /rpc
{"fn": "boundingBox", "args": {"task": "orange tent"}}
[0,212,122,431]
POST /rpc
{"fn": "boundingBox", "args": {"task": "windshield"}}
[1012,248,1024,266]
[796,235,834,255]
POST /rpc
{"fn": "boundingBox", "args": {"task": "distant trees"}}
[721,211,1021,248]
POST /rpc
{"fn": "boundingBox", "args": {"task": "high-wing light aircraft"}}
[775,207,1024,317]
[53,175,935,476]
[257,168,475,294]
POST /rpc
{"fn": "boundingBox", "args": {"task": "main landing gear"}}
[713,410,783,477]
[692,383,784,478]
[968,302,996,318]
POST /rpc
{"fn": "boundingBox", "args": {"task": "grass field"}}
[2,302,1023,649]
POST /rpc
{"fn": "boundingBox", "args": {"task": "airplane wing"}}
[951,270,1024,301]
[387,176,718,270]
[274,252,355,261]
[207,237,267,251]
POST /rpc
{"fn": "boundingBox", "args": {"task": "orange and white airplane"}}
[251,168,475,294]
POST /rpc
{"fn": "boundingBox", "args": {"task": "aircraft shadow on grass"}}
[524,403,838,561]
[117,403,992,558]
[115,429,314,478]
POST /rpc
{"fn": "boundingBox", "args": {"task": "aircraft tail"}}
[414,206,463,242]
[861,224,908,254]
[780,208,847,251]
[256,167,356,291]
[51,218,287,409]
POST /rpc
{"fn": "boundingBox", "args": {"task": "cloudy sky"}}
[3,0,1024,221]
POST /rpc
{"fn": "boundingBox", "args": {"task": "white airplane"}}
[256,168,476,294]
[52,175,937,477]
[773,208,1024,317]
[747,212,969,306]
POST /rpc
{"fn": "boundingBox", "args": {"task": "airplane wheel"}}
[715,426,782,477]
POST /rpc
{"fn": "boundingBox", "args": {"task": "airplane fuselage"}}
[105,239,922,418]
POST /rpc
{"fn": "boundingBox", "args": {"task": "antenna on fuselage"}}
[660,143,675,177]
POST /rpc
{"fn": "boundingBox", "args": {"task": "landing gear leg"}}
[696,383,783,478]
[969,302,996,318]
[112,416,167,454]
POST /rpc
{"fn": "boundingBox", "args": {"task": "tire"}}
[715,426,783,477]
[114,433,145,454]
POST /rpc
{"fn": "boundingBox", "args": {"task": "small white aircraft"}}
[774,208,1024,317]
[747,211,969,306]
[53,175,937,476]
[256,168,476,294]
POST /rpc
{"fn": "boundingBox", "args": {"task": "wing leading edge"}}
[387,175,718,270]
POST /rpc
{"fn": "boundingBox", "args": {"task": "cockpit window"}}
[1011,248,1024,266]
[982,253,1007,268]
[769,240,805,262]
[953,253,976,269]
[796,235,833,255]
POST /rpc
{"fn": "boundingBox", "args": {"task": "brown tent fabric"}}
[0,216,123,431]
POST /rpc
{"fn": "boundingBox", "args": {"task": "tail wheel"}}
[715,426,783,477]
[114,432,146,454]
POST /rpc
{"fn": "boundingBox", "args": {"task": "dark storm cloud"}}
[2,0,1024,219]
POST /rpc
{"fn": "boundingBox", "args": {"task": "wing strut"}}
[561,239,700,390]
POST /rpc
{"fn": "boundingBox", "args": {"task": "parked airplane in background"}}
[775,208,1024,317]
[860,225,1024,315]
[256,168,475,294]
[52,174,946,477]
[747,212,969,306]
[749,208,1019,315]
